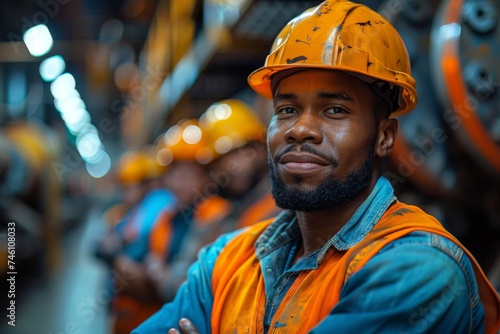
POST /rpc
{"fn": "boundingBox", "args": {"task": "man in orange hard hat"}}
[94,148,175,334]
[104,119,226,333]
[144,101,281,304]
[134,1,500,333]
[199,98,280,231]
[144,118,231,303]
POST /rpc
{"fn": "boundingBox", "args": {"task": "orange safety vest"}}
[211,201,500,333]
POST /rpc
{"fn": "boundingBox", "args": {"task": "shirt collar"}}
[255,176,396,264]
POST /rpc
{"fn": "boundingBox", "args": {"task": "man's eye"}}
[276,107,296,115]
[325,107,346,114]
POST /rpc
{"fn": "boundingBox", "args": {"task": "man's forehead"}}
[272,70,369,98]
[271,68,371,94]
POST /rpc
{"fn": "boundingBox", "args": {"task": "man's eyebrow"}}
[273,92,296,103]
[317,91,355,102]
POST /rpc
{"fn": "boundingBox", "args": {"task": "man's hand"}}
[168,318,199,334]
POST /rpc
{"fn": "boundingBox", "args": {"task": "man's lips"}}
[278,152,331,173]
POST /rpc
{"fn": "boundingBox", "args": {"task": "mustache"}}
[273,144,339,167]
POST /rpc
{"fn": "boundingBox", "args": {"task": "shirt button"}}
[266,268,273,274]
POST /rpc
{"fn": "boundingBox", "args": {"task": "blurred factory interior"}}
[0,0,499,333]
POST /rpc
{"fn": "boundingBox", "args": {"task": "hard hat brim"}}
[247,64,418,117]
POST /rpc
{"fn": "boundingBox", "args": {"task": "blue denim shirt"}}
[133,177,485,333]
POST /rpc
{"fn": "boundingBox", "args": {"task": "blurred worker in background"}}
[134,1,500,333]
[145,99,280,304]
[96,148,173,263]
[1,118,62,272]
[101,149,160,228]
[103,118,232,332]
[144,118,231,303]
[200,98,280,232]
[0,132,47,277]
[94,148,175,334]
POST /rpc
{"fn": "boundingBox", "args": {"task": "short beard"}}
[269,144,375,212]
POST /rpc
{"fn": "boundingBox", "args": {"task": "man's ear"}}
[375,118,398,158]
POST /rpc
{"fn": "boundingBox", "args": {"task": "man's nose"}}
[284,112,322,144]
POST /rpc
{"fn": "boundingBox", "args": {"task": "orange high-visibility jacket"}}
[211,201,500,333]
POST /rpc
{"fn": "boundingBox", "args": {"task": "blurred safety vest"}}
[111,189,176,334]
[113,196,232,334]
[150,195,232,260]
[112,295,162,334]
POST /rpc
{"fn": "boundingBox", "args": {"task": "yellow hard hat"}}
[116,149,164,185]
[199,99,266,157]
[247,0,417,116]
[155,119,214,165]
[143,145,167,179]
[3,121,51,173]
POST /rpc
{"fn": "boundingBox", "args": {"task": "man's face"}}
[267,69,379,211]
[209,143,266,200]
[121,182,148,207]
[163,161,209,207]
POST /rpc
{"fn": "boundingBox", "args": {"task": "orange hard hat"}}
[155,119,213,165]
[199,99,266,157]
[116,149,165,185]
[247,0,418,116]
